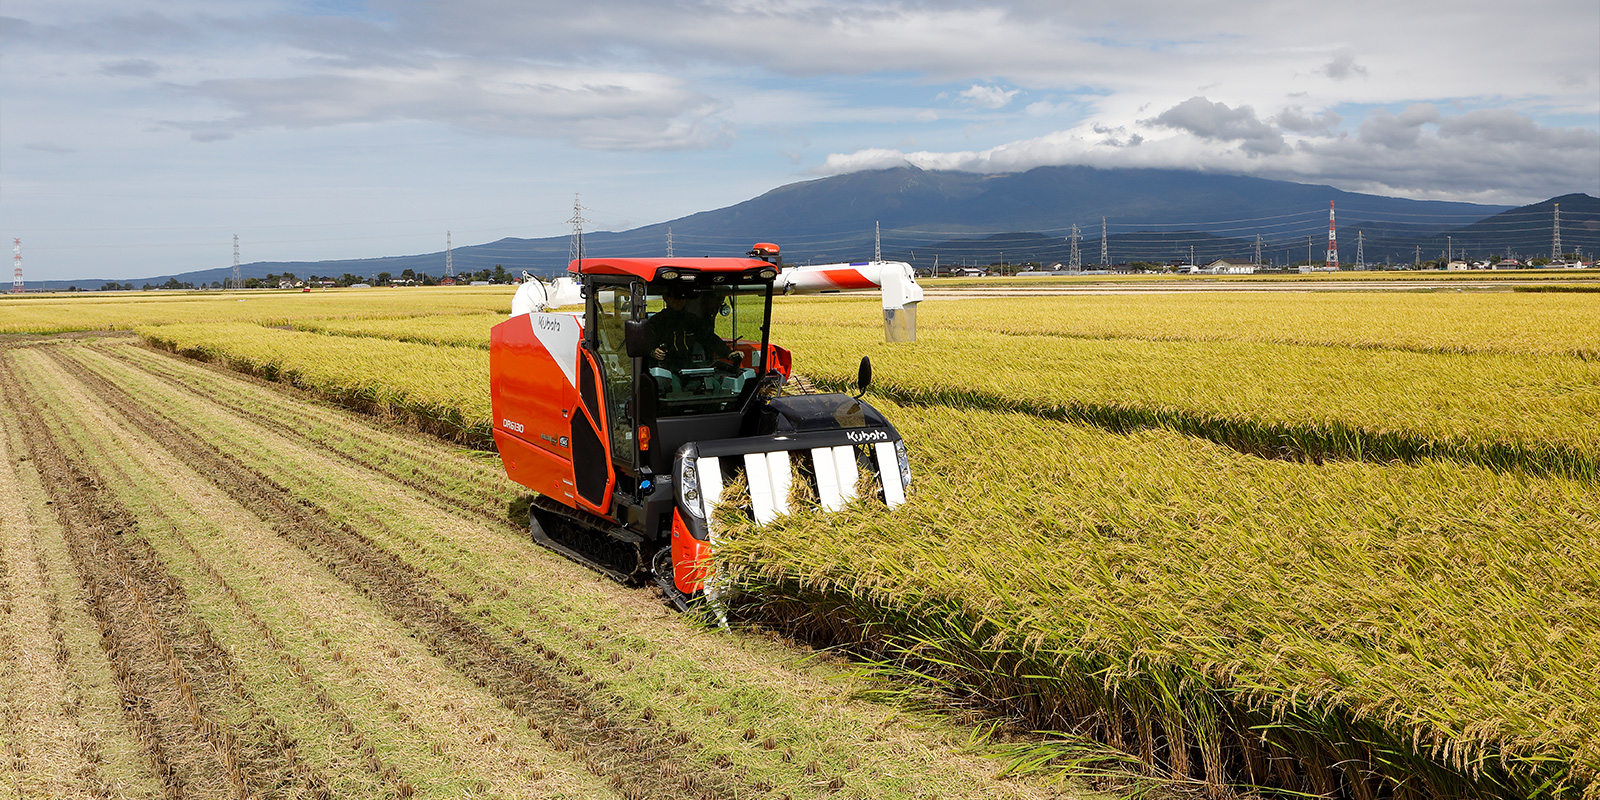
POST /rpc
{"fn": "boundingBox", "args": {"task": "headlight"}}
[678,457,703,519]
[895,440,911,489]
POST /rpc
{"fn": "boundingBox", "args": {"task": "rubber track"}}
[44,346,744,800]
[0,353,316,800]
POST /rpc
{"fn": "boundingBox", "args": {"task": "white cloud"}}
[174,61,731,150]
[958,84,1019,109]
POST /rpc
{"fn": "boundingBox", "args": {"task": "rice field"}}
[6,285,1598,798]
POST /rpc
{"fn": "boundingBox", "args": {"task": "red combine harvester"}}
[488,244,920,609]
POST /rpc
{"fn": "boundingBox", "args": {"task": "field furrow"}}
[19,345,620,800]
[2,352,310,799]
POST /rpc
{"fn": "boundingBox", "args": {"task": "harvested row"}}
[16,345,624,800]
[45,338,1091,800]
[3,350,315,799]
[715,398,1600,799]
[0,380,162,799]
[774,292,1600,359]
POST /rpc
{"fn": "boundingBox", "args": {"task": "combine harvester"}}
[490,244,921,610]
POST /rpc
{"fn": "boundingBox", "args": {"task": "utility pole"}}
[232,234,241,289]
[1326,201,1338,270]
[1415,245,1421,268]
[568,194,587,269]
[1552,203,1563,261]
[1447,235,1452,265]
[11,239,22,294]
[1307,236,1313,268]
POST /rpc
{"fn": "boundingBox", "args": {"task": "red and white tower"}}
[1325,202,1339,270]
[11,239,22,294]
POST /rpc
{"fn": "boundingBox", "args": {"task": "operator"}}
[645,285,736,372]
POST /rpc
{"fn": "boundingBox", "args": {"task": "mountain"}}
[35,167,1598,289]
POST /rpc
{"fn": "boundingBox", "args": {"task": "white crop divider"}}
[874,442,906,507]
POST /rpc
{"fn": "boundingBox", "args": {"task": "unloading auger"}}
[489,244,921,610]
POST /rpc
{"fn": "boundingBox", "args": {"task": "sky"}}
[3,0,1598,282]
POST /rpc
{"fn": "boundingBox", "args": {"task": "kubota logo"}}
[846,429,888,443]
[537,317,563,331]
[501,418,525,433]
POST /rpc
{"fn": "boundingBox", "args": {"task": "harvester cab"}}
[490,243,917,611]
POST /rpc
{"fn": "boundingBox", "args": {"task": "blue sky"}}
[3,0,1597,281]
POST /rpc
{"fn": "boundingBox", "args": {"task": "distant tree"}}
[339,273,360,286]
[163,277,184,289]
[472,269,490,282]
[281,272,296,283]
[493,264,507,283]
[401,268,416,282]
[376,271,392,285]
[142,283,155,291]
[209,281,221,289]
[100,282,119,291]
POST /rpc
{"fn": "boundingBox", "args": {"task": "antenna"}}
[1068,224,1082,272]
[1552,203,1563,261]
[445,231,454,278]
[567,195,587,269]
[874,221,882,262]
[1326,202,1338,269]
[11,239,22,294]
[1100,217,1108,266]
[232,234,241,289]
[666,226,674,258]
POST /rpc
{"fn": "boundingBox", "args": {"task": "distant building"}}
[1206,259,1258,275]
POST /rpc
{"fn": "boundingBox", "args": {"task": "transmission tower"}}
[1325,201,1338,269]
[1355,231,1364,270]
[568,195,587,268]
[232,234,241,289]
[666,227,674,257]
[1552,203,1563,261]
[11,239,22,294]
[1100,217,1108,266]
[445,230,454,278]
[1253,234,1263,266]
[1068,224,1082,272]
[874,221,882,261]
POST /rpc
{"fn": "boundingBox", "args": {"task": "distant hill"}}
[36,166,1599,289]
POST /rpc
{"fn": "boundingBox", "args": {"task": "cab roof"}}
[569,256,775,282]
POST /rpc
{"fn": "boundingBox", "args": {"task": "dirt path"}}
[0,336,1106,800]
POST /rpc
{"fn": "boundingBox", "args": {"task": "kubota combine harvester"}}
[489,244,922,609]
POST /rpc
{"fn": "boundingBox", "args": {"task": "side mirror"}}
[624,318,650,358]
[855,356,872,398]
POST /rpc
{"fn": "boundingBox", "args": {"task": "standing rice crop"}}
[716,399,1600,798]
